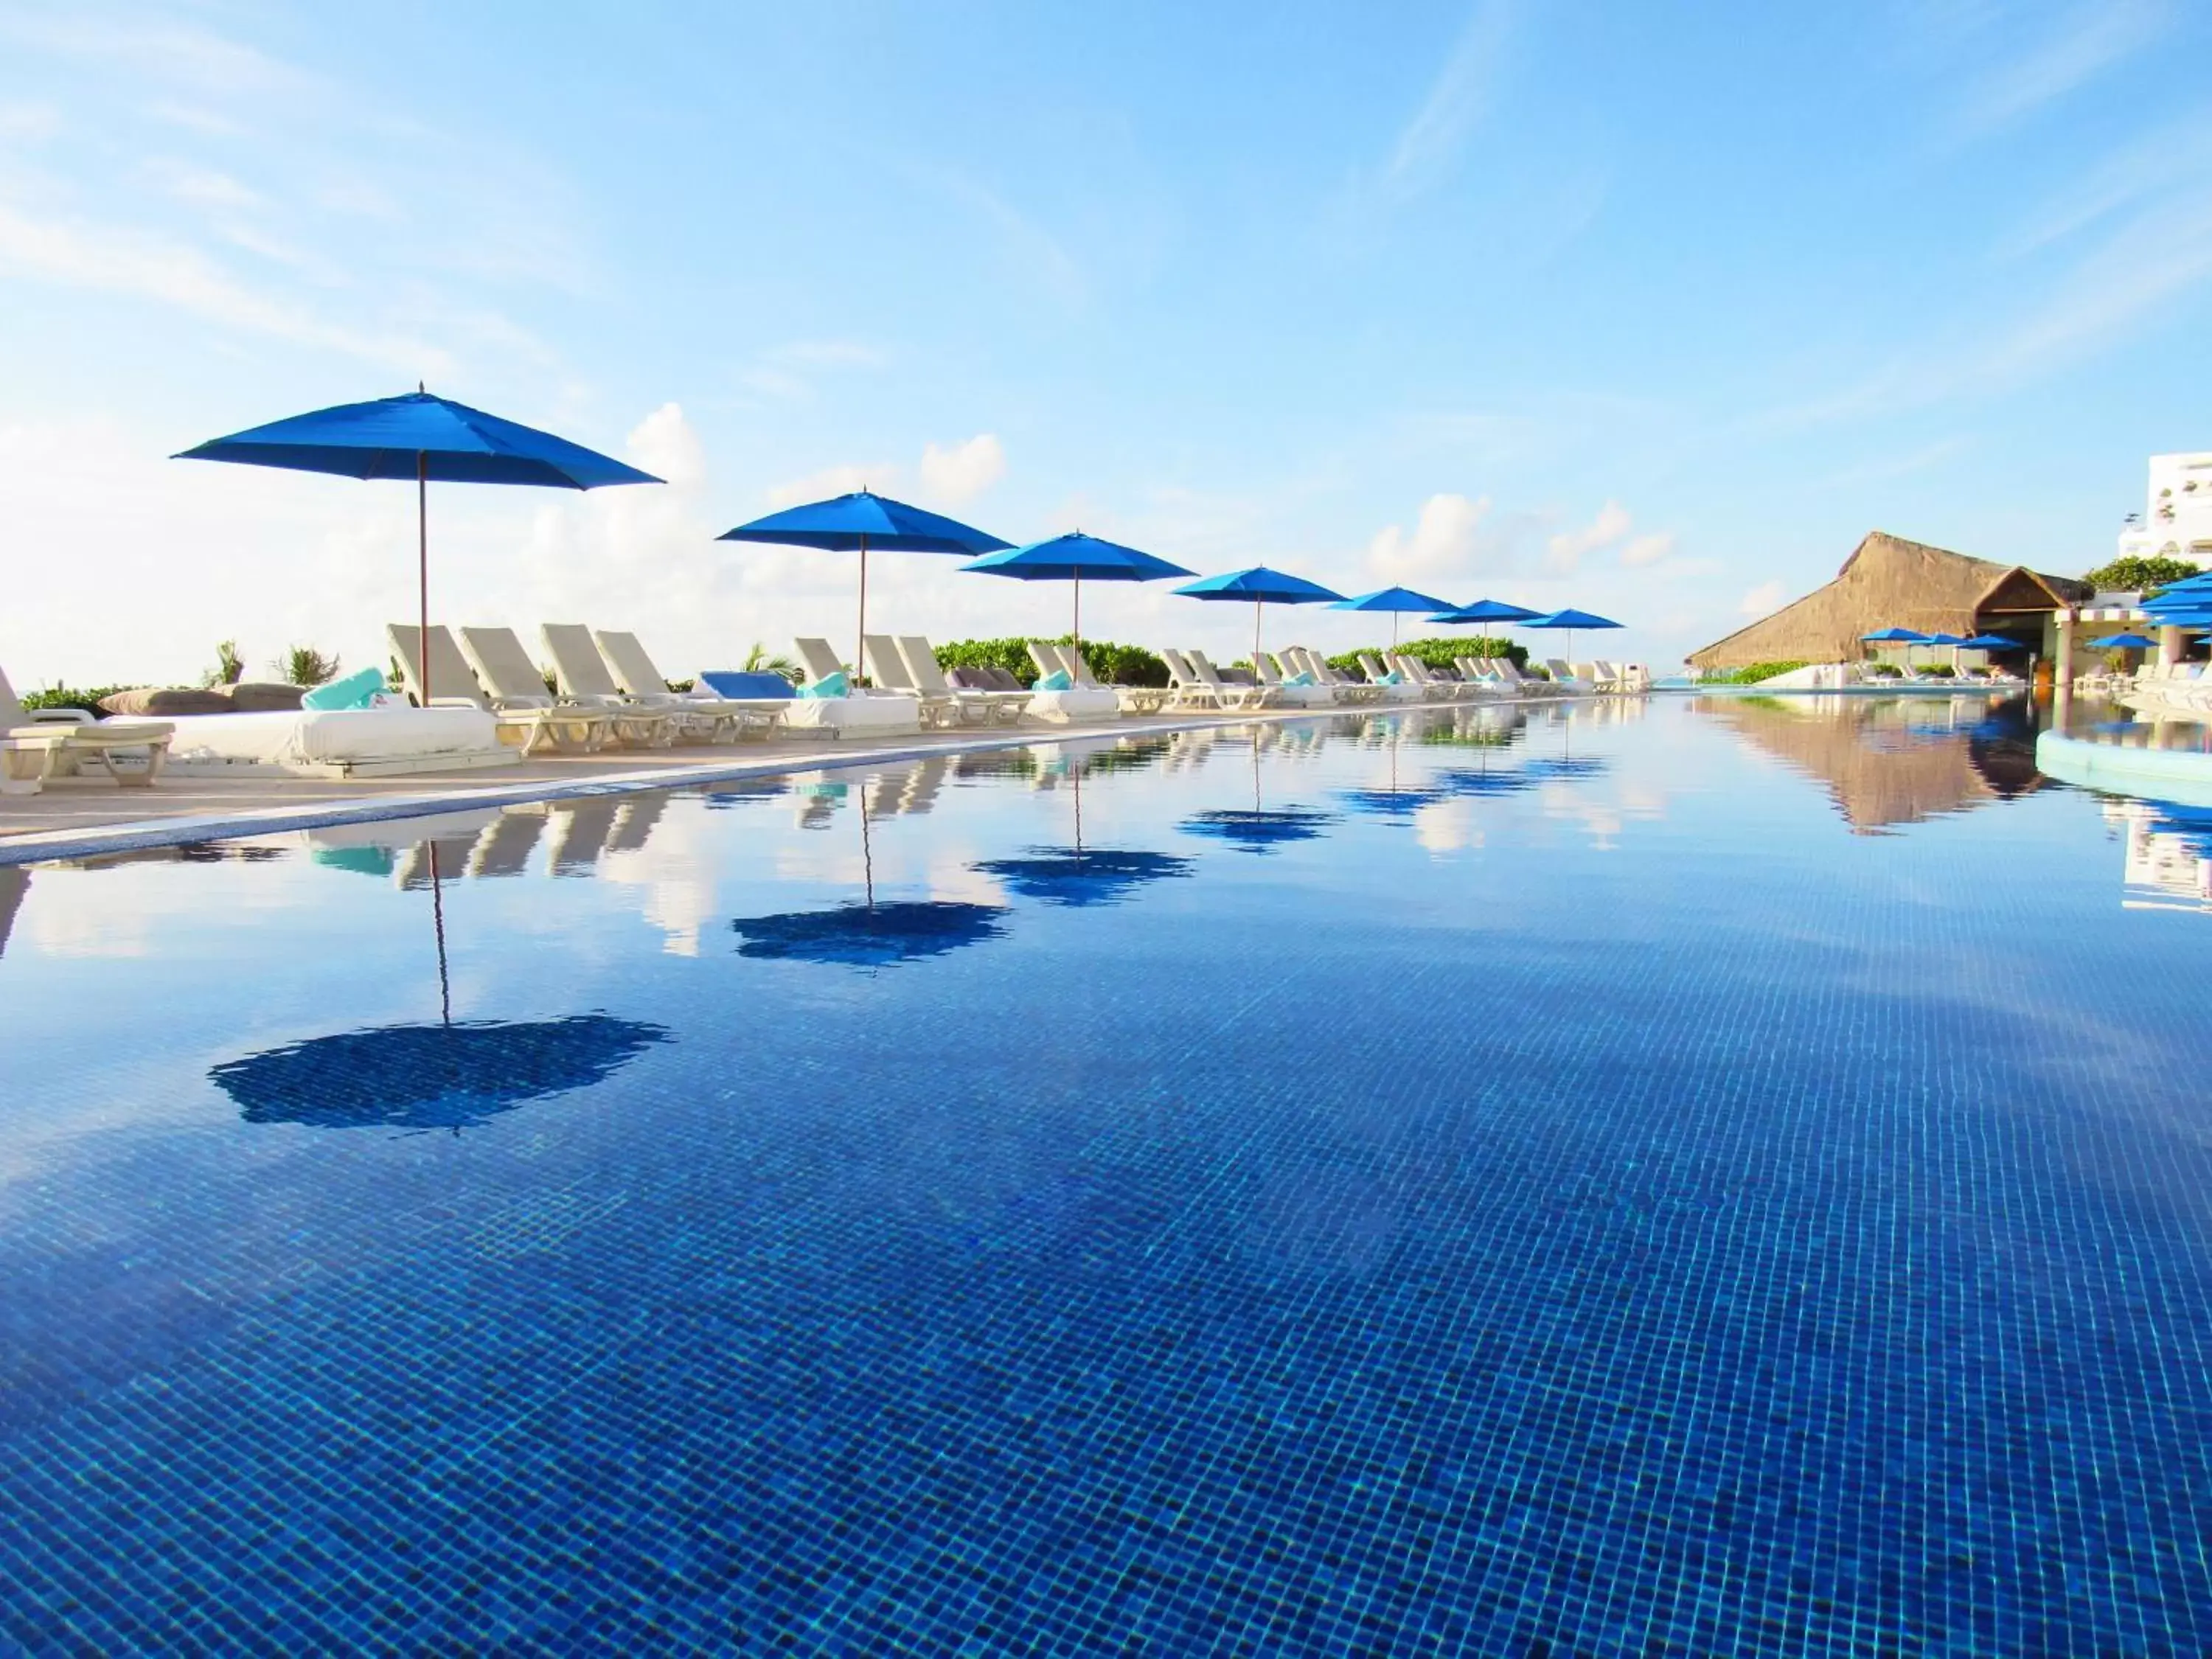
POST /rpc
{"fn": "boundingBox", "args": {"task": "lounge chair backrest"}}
[1186,650,1228,686]
[459,627,557,706]
[542,624,625,700]
[987,667,1024,692]
[1027,641,1063,682]
[0,666,25,728]
[1160,647,1200,685]
[388,624,490,708]
[1357,653,1389,682]
[794,637,847,686]
[863,634,917,691]
[1253,653,1284,684]
[1545,658,1576,682]
[1065,645,1105,688]
[592,630,669,698]
[896,636,955,695]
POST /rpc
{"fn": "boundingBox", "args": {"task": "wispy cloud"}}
[738,338,886,400]
[1819,436,1975,487]
[0,13,317,99]
[1380,0,1514,203]
[1998,113,2212,256]
[1953,0,2166,133]
[1545,500,1630,573]
[903,161,1085,307]
[917,434,1005,505]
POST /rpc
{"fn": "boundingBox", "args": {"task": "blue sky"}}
[3,0,2208,686]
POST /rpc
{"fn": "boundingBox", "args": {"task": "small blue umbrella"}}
[1173,566,1346,666]
[1523,607,1622,662]
[1328,585,1458,648]
[719,490,1010,677]
[959,532,1192,651]
[175,388,662,702]
[2089,632,2157,650]
[1430,597,1541,667]
[1961,633,2022,650]
[1861,627,1931,642]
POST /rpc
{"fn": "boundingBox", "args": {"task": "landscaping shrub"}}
[276,645,341,686]
[1715,659,1810,685]
[2083,554,2200,596]
[1325,636,1528,675]
[18,685,128,716]
[933,636,1166,688]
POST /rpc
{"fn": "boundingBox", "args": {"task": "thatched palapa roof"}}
[1688,531,2088,669]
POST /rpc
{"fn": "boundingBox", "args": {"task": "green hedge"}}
[1323,636,1528,674]
[1712,659,1809,685]
[18,685,128,716]
[932,636,1168,689]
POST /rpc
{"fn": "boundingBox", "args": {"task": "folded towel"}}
[698,669,795,700]
[1035,669,1073,692]
[798,669,849,700]
[302,667,388,711]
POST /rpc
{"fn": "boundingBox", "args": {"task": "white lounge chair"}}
[1254,652,1334,708]
[1356,653,1422,703]
[0,668,173,790]
[1047,642,1168,714]
[897,636,1027,726]
[1158,647,1228,710]
[388,625,611,756]
[1186,649,1275,709]
[591,630,785,741]
[863,634,961,728]
[542,624,716,744]
[462,626,647,748]
[1290,647,1377,705]
[1543,658,1587,691]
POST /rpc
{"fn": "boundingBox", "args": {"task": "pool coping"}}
[2034,731,2212,808]
[0,695,1570,867]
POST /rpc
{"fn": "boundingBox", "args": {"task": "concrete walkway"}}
[0,698,1523,866]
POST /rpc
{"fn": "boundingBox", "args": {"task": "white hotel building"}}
[2113,453,2212,568]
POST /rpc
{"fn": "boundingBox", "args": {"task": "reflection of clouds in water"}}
[1540,782,1623,849]
[27,897,153,960]
[598,810,723,958]
[1413,799,1484,854]
[927,855,1005,908]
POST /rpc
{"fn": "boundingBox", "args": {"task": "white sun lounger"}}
[896,636,1027,726]
[1186,649,1275,709]
[461,627,655,749]
[590,630,785,741]
[1253,652,1334,708]
[0,668,174,790]
[389,625,611,756]
[863,634,961,728]
[1543,658,1587,690]
[540,624,706,744]
[1357,653,1423,703]
[1158,647,1228,710]
[787,638,921,734]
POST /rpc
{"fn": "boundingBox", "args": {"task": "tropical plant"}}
[1716,659,1810,685]
[2081,554,2200,595]
[200,639,245,688]
[1326,636,1528,674]
[275,645,341,686]
[19,684,128,715]
[931,636,1168,689]
[742,642,801,684]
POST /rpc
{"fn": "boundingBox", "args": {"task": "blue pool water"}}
[4,694,2210,1653]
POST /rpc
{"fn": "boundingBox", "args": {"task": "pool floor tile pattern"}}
[1,700,2209,1654]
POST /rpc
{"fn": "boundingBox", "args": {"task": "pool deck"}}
[0,695,1531,866]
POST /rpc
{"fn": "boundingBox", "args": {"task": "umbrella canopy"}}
[974,848,1194,906]
[1329,585,1458,648]
[1523,607,1621,664]
[175,389,661,701]
[2089,632,2157,650]
[959,532,1193,647]
[1173,566,1346,664]
[1923,631,1968,647]
[210,1014,669,1132]
[1961,634,2023,650]
[1861,627,1932,642]
[719,490,1010,678]
[1433,597,1540,625]
[731,900,1007,964]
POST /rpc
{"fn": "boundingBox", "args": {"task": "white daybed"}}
[161,706,518,778]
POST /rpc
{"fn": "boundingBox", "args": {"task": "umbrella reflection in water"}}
[1335,714,1446,819]
[212,817,667,1132]
[974,740,1194,905]
[1181,726,1338,853]
[733,765,1008,964]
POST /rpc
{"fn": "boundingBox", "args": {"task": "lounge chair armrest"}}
[427,697,481,709]
[489,694,557,712]
[25,708,94,726]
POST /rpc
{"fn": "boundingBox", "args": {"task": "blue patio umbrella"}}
[719,490,1010,678]
[1329,585,1458,648]
[1961,634,2023,650]
[959,532,1193,651]
[1173,566,1346,666]
[175,388,662,703]
[2089,632,2157,650]
[1861,627,1931,642]
[1523,607,1622,663]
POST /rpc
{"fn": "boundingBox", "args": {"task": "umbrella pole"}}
[856,533,868,681]
[417,451,429,703]
[1254,599,1263,667]
[1073,573,1082,654]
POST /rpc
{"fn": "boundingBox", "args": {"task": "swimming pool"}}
[4,695,2208,1652]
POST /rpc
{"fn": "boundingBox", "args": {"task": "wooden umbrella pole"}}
[417,451,429,703]
[856,534,869,681]
[1072,572,1082,653]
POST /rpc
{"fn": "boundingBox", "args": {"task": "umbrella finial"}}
[417,380,425,394]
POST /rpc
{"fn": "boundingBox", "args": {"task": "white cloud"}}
[739,338,885,400]
[1618,532,1676,568]
[1364,492,1493,583]
[1545,500,1631,571]
[1739,580,1787,617]
[144,157,262,210]
[1381,0,1514,203]
[918,434,1006,505]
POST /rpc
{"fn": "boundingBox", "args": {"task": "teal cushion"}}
[799,669,849,700]
[1379,671,1402,686]
[1287,672,1315,686]
[1036,669,1073,692]
[302,667,386,711]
